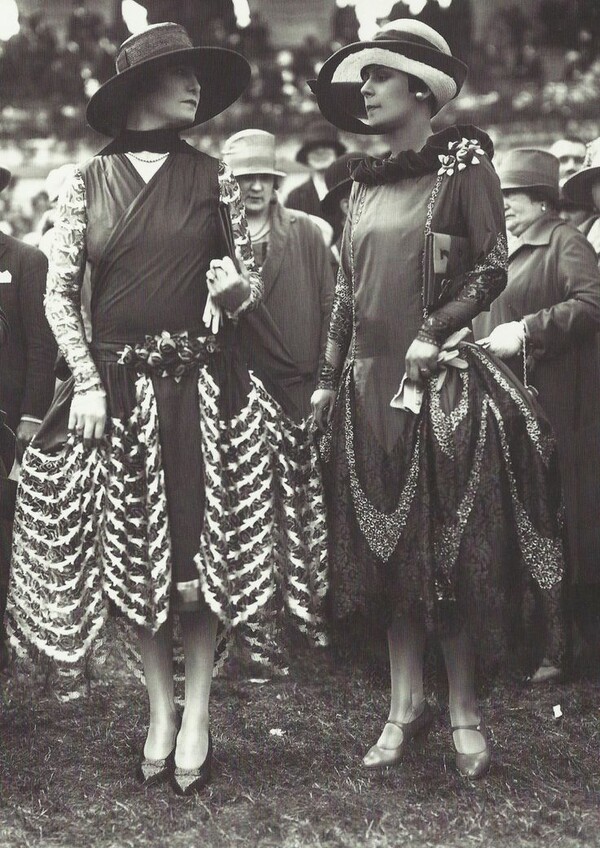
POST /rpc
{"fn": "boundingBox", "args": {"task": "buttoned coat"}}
[473,215,600,584]
[0,233,56,432]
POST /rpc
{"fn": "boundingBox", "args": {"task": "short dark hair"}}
[407,74,435,116]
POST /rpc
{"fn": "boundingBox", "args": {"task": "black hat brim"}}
[296,138,347,165]
[562,167,600,207]
[308,39,467,134]
[321,178,353,218]
[87,47,251,136]
[0,168,11,192]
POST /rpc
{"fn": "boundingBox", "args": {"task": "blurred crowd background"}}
[0,0,598,238]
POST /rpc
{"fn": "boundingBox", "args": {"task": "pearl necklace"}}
[127,151,169,163]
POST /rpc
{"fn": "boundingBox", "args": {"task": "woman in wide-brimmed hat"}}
[7,23,328,795]
[311,19,565,778]
[474,148,600,677]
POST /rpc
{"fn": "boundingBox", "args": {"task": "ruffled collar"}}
[350,125,494,186]
[98,128,191,155]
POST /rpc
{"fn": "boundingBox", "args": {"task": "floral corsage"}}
[438,138,486,176]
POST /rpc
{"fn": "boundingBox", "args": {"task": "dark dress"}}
[7,147,328,695]
[318,127,565,671]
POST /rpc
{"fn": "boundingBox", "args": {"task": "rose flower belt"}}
[93,331,221,382]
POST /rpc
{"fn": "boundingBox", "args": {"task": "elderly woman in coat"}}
[474,149,600,678]
[221,129,335,420]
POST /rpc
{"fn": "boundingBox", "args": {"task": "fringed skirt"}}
[7,345,328,698]
[319,342,565,674]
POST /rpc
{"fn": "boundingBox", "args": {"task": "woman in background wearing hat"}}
[285,118,347,225]
[475,148,600,679]
[222,128,335,420]
[311,19,565,778]
[7,23,327,795]
[563,138,600,262]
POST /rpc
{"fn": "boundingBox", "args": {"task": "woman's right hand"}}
[311,389,336,432]
[69,390,107,447]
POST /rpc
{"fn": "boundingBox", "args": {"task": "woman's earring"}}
[541,203,547,212]
[415,91,428,101]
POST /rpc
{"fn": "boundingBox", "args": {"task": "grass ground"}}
[1,645,599,848]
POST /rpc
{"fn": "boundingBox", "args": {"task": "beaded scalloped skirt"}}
[319,343,565,673]
[6,346,328,698]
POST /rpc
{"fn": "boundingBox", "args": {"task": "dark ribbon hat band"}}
[115,26,194,71]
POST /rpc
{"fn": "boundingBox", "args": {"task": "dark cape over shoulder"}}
[350,125,494,186]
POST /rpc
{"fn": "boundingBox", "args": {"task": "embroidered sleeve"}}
[218,161,262,314]
[45,168,104,395]
[417,150,508,346]
[317,244,353,391]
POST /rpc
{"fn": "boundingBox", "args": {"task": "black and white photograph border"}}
[0,2,599,847]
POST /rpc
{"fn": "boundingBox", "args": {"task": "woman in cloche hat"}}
[475,148,600,679]
[7,23,327,795]
[311,19,565,778]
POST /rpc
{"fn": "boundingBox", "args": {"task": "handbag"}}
[423,231,470,311]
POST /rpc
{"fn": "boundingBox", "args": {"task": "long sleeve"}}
[218,161,262,314]
[417,157,508,346]
[524,227,600,358]
[317,222,353,391]
[45,169,103,395]
[17,245,57,419]
[318,249,336,374]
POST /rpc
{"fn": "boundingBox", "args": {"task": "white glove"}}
[478,321,525,358]
[202,293,221,334]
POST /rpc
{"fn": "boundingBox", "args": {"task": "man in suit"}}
[285,119,346,228]
[0,165,56,667]
[0,167,56,456]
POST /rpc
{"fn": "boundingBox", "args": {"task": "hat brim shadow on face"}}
[562,167,600,207]
[307,39,467,135]
[86,47,251,136]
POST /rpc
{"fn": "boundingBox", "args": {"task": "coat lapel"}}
[508,215,563,259]
[261,202,291,300]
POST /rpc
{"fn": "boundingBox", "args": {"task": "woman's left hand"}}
[206,254,252,313]
[405,338,440,383]
[478,321,524,358]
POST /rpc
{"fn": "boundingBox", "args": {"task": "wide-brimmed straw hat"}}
[562,139,600,206]
[87,22,251,136]
[321,151,359,218]
[222,130,286,178]
[296,119,346,165]
[497,149,559,203]
[308,19,467,134]
[0,168,11,192]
